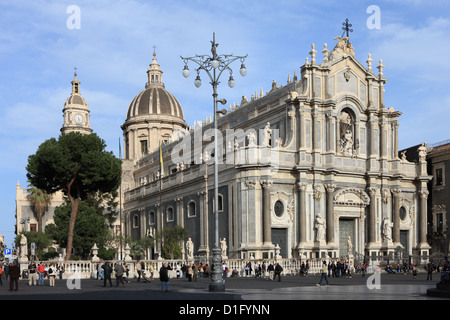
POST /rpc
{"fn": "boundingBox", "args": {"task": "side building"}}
[122,36,431,264]
[401,140,450,257]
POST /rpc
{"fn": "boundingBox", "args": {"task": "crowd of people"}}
[1,256,449,293]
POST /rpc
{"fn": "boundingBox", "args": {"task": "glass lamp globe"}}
[211,59,219,69]
[239,63,247,77]
[194,75,202,88]
[228,75,235,88]
[182,65,190,78]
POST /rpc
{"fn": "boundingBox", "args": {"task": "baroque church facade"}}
[121,36,431,262]
[15,35,432,263]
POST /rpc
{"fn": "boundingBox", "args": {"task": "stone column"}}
[419,190,429,245]
[261,180,273,245]
[299,109,305,150]
[392,189,401,246]
[392,123,399,159]
[198,190,208,253]
[325,184,336,245]
[297,182,307,245]
[367,188,377,245]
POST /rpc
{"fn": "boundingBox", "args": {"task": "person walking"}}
[9,262,20,292]
[114,263,125,287]
[136,260,142,282]
[0,263,3,287]
[267,263,274,280]
[193,263,199,282]
[159,262,170,293]
[427,262,433,281]
[317,261,329,286]
[274,263,283,282]
[4,263,10,281]
[187,264,193,281]
[102,262,113,287]
[123,262,128,283]
[97,262,104,280]
[48,263,56,287]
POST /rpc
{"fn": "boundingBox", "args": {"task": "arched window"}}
[166,207,174,222]
[188,201,196,217]
[218,194,224,212]
[149,211,155,225]
[133,214,139,228]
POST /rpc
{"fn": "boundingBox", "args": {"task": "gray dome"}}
[126,86,184,120]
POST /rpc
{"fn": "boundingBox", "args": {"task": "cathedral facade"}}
[122,37,431,262]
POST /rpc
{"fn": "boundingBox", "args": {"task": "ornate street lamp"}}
[181,33,247,291]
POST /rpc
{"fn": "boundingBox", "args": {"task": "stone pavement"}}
[0,271,446,301]
[1,272,446,318]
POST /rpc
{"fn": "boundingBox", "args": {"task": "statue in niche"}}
[234,136,239,151]
[347,236,354,255]
[247,130,257,147]
[339,111,354,156]
[262,122,272,147]
[382,217,392,241]
[314,215,326,242]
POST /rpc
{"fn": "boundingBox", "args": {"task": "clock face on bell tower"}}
[61,71,92,135]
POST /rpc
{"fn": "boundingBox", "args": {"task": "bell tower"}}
[61,70,93,135]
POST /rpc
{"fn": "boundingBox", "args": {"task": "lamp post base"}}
[209,247,225,292]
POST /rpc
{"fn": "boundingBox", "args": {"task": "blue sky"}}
[1,0,449,248]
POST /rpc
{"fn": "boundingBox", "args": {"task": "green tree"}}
[46,201,111,259]
[26,132,121,260]
[27,187,51,233]
[128,237,154,260]
[156,226,189,259]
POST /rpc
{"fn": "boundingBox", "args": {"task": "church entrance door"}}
[339,218,355,258]
[271,228,287,258]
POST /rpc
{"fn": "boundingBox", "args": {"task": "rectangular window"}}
[436,168,443,186]
[140,140,148,155]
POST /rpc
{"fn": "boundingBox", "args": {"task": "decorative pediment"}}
[334,188,370,206]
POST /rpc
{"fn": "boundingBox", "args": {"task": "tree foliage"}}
[27,187,51,233]
[46,201,111,260]
[15,231,53,259]
[26,132,122,259]
[155,226,189,260]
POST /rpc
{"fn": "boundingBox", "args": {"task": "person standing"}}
[48,263,56,287]
[317,261,329,286]
[9,262,20,292]
[159,262,170,293]
[102,262,113,287]
[114,263,125,287]
[57,263,64,280]
[28,261,37,286]
[0,263,3,287]
[37,262,45,286]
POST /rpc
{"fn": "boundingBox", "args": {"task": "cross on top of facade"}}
[342,18,353,40]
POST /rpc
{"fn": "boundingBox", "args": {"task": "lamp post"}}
[181,33,247,291]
